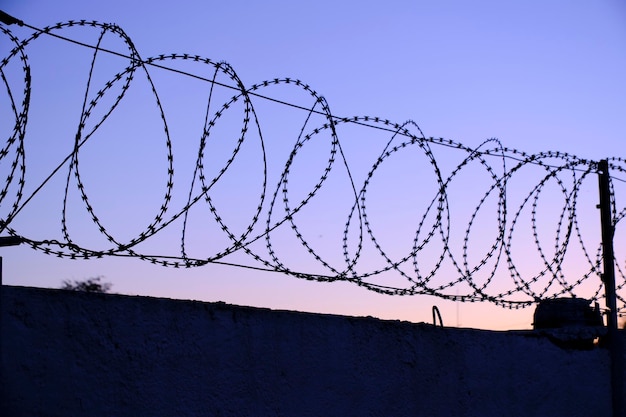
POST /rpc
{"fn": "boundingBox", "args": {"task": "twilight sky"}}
[1,1,625,329]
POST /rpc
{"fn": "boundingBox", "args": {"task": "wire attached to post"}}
[0,10,24,26]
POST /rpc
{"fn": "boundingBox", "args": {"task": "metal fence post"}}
[597,159,625,417]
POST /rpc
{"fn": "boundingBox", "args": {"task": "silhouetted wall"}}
[1,286,623,416]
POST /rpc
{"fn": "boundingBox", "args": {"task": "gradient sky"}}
[1,1,625,330]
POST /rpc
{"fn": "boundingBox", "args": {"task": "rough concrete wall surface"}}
[1,286,622,417]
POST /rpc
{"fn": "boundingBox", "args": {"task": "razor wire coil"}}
[1,19,625,312]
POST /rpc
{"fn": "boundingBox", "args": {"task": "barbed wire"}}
[1,19,625,312]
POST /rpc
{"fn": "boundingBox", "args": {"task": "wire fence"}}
[1,19,625,312]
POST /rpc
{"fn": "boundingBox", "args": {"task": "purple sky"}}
[1,1,625,329]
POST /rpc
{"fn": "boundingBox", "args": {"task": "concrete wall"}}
[1,286,623,417]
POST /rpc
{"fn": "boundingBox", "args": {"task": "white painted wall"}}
[1,286,622,416]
